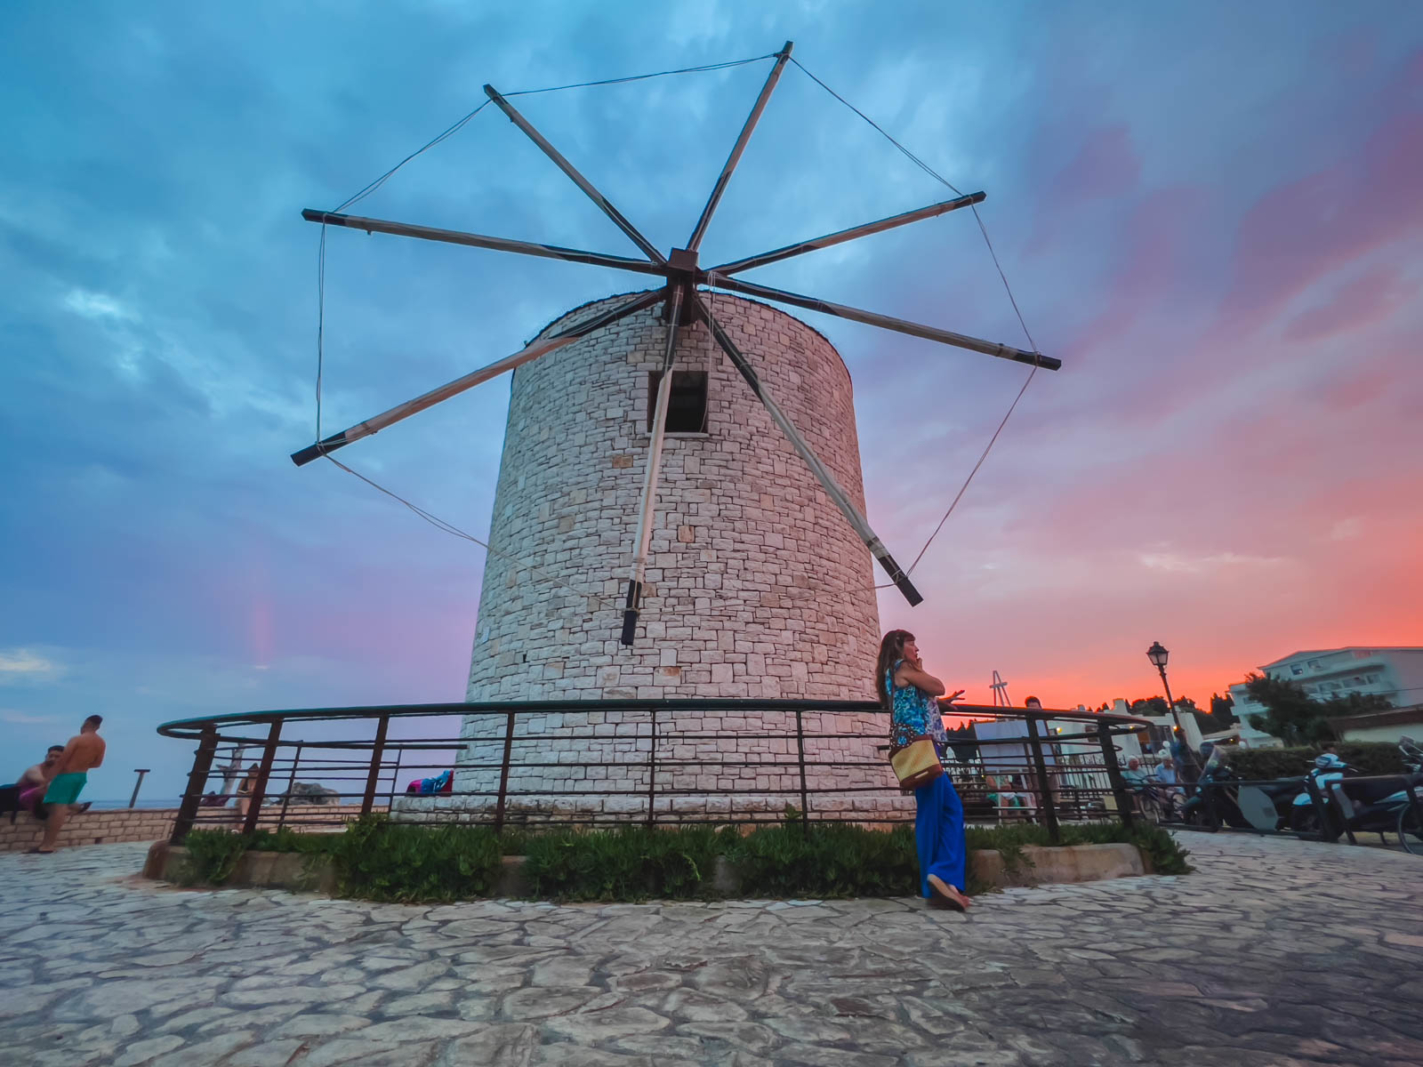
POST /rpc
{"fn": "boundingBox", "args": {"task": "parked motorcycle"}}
[1326,738,1423,852]
[1278,754,1351,835]
[1181,760,1251,830]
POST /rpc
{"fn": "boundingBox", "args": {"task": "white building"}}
[1228,647,1423,740]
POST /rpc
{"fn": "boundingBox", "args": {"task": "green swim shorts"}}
[44,772,87,805]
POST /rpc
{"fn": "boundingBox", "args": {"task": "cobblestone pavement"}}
[1,832,1420,1067]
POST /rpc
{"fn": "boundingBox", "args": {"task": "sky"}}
[2,1,1421,802]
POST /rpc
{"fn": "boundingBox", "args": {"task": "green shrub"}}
[172,815,1191,901]
[245,826,339,854]
[1127,824,1191,875]
[1227,743,1404,781]
[725,824,920,898]
[177,830,250,886]
[520,826,722,902]
[328,815,502,903]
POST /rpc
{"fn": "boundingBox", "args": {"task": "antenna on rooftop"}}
[990,670,1011,707]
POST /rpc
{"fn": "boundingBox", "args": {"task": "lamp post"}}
[1147,641,1196,772]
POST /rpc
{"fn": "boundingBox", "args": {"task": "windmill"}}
[295,42,1060,647]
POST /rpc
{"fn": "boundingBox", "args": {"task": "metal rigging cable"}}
[788,57,1044,584]
[310,52,777,613]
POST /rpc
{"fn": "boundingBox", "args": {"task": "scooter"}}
[1181,761,1251,830]
[1327,738,1423,851]
[1280,755,1351,834]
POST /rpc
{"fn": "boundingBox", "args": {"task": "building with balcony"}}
[1229,647,1423,744]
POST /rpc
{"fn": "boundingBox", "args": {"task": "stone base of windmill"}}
[390,708,917,827]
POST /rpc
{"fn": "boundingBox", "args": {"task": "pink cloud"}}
[1026,125,1142,253]
[1055,125,1141,201]
[1283,263,1411,342]
[1216,107,1423,337]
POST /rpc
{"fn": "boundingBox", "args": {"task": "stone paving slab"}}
[1,833,1420,1066]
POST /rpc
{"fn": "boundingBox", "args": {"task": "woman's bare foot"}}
[927,874,973,910]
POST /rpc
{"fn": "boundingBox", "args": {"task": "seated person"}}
[1120,757,1151,791]
[1155,757,1183,794]
[16,746,68,818]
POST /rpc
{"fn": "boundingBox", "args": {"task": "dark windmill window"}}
[647,371,708,433]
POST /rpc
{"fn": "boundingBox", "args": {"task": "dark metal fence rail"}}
[158,700,1154,845]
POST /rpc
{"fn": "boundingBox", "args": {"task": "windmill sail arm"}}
[483,86,667,266]
[622,287,685,646]
[705,272,1059,371]
[291,289,665,467]
[301,209,667,278]
[691,292,923,607]
[685,41,794,252]
[709,191,985,276]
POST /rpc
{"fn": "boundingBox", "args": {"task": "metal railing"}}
[157,700,1155,845]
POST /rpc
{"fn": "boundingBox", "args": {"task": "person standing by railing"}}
[878,629,972,912]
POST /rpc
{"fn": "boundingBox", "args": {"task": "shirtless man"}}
[16,746,65,816]
[33,715,105,853]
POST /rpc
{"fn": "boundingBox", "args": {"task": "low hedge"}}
[1226,742,1404,781]
[176,817,1189,902]
[520,826,723,902]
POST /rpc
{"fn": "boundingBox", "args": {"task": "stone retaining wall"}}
[0,804,381,852]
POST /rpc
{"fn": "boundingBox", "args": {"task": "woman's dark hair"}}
[875,630,915,708]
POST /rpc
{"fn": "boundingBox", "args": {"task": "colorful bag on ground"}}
[890,737,943,790]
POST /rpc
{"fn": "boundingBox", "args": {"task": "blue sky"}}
[3,1,1421,801]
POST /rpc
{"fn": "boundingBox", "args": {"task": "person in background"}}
[32,716,105,853]
[1156,757,1182,793]
[16,746,65,817]
[233,764,260,824]
[1121,757,1150,789]
[879,629,972,912]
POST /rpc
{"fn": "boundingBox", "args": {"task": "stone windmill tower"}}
[296,44,1058,818]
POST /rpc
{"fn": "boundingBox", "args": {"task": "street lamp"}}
[1146,641,1196,771]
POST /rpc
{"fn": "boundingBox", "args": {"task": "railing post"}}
[390,747,404,805]
[242,719,283,836]
[1025,715,1060,845]
[170,725,218,844]
[1097,723,1135,831]
[645,709,658,831]
[362,714,391,816]
[1302,776,1331,842]
[277,742,303,831]
[795,709,810,836]
[493,711,516,834]
[1405,781,1423,852]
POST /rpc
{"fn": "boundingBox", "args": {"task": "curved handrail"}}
[158,698,1153,740]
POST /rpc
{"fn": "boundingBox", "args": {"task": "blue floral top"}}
[887,659,947,748]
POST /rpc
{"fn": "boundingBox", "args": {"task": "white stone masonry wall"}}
[441,292,909,823]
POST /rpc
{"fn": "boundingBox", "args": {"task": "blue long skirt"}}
[914,773,967,896]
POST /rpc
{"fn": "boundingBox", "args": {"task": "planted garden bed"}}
[145,817,1189,903]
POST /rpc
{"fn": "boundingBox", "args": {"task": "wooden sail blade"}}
[705,272,1059,371]
[302,209,668,278]
[291,289,666,467]
[710,191,985,275]
[691,291,923,607]
[621,287,685,646]
[685,42,794,252]
[483,86,667,266]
